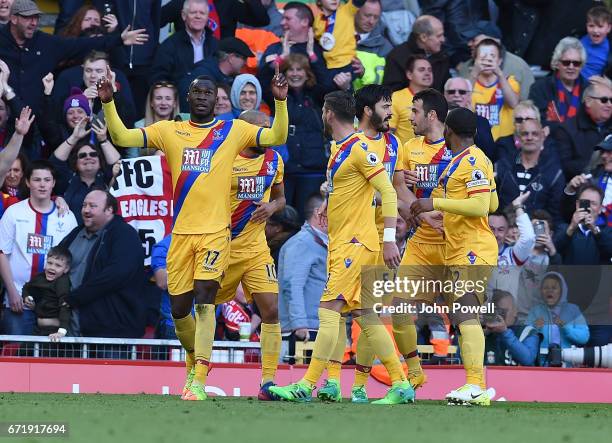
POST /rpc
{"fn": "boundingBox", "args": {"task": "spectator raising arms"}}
[49,119,120,224]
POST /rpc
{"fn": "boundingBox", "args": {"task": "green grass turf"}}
[0,394,610,443]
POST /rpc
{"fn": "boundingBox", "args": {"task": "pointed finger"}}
[275,61,279,77]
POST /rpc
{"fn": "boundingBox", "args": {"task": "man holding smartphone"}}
[555,184,612,264]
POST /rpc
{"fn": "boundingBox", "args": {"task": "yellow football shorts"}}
[216,249,278,304]
[167,229,230,295]
[321,243,378,311]
[394,241,446,302]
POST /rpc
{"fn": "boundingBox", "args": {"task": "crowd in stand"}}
[0,0,611,367]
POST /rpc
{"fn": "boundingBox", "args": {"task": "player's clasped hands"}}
[251,201,278,224]
[383,241,401,269]
[410,198,435,216]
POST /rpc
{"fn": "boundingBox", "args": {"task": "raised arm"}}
[257,65,289,147]
[98,67,144,147]
[0,107,35,183]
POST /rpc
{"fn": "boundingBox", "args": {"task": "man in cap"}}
[0,0,148,117]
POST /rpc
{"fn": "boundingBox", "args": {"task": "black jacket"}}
[92,0,161,68]
[0,24,124,115]
[150,28,219,86]
[528,75,588,130]
[284,88,328,175]
[476,115,497,162]
[552,106,612,179]
[495,139,566,222]
[63,216,145,338]
[554,223,612,265]
[382,33,451,93]
[495,0,597,68]
[161,0,270,39]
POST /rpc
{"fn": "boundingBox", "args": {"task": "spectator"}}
[355,0,392,57]
[214,83,233,118]
[581,6,612,81]
[21,245,72,341]
[379,0,416,47]
[529,37,589,129]
[496,119,565,223]
[471,38,520,141]
[0,98,9,149]
[61,190,145,339]
[383,15,450,93]
[58,4,118,38]
[444,77,495,161]
[456,22,534,101]
[0,107,31,188]
[258,1,331,106]
[1,153,27,200]
[484,290,539,366]
[487,193,536,305]
[514,209,563,323]
[495,100,545,161]
[279,54,327,217]
[0,160,78,335]
[265,205,301,265]
[313,0,365,74]
[53,52,136,128]
[178,36,253,111]
[352,0,391,91]
[527,272,590,365]
[50,126,120,224]
[0,0,148,117]
[278,194,327,341]
[230,74,263,116]
[562,135,612,226]
[554,184,612,264]
[150,0,218,90]
[389,55,433,145]
[553,83,612,179]
[0,0,12,25]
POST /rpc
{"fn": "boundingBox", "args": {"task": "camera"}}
[579,199,591,212]
[562,344,612,368]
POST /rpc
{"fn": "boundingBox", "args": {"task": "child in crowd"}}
[581,6,612,81]
[314,0,365,74]
[527,272,589,365]
[22,246,72,342]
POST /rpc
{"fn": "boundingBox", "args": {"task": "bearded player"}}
[98,65,288,401]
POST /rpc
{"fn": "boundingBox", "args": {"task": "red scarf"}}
[556,75,581,122]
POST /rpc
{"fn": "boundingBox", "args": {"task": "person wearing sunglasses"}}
[529,37,589,129]
[444,76,496,161]
[49,115,120,225]
[553,82,612,179]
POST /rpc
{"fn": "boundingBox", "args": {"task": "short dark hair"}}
[69,139,107,172]
[103,191,119,214]
[47,246,73,267]
[304,192,324,221]
[577,184,604,203]
[587,5,611,25]
[190,75,217,91]
[492,289,514,306]
[412,88,448,123]
[530,208,554,232]
[489,210,509,223]
[284,1,314,27]
[26,160,56,181]
[405,54,429,72]
[355,84,392,120]
[475,38,503,57]
[323,91,356,124]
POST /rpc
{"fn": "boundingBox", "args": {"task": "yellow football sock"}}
[354,333,374,386]
[458,319,485,388]
[193,304,216,385]
[356,314,405,384]
[173,313,196,374]
[302,308,340,386]
[327,316,346,381]
[260,322,281,384]
[392,313,421,377]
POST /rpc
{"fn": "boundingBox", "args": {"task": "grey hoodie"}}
[230,74,262,114]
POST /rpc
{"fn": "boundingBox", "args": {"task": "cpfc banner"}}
[110,156,173,265]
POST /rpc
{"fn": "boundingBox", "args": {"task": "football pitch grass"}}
[0,393,610,443]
